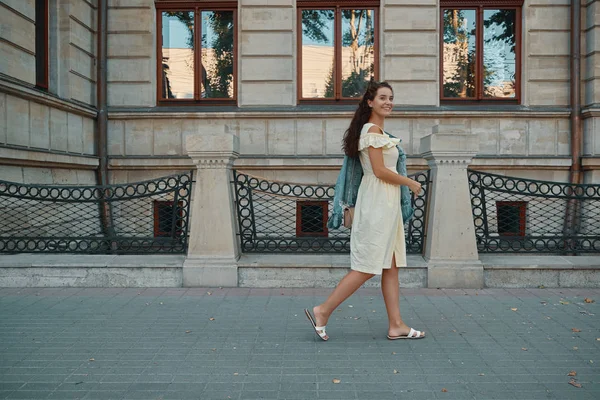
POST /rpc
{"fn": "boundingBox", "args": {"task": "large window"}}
[156,1,236,104]
[298,1,378,102]
[441,1,522,103]
[35,0,49,90]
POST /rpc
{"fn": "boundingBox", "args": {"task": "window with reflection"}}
[441,1,522,103]
[298,1,378,102]
[156,2,236,103]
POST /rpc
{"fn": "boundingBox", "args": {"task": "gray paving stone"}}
[1,288,599,400]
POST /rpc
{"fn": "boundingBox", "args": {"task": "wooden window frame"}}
[155,1,237,105]
[296,200,329,237]
[440,0,523,104]
[154,200,184,238]
[35,0,49,90]
[496,201,526,237]
[297,1,380,104]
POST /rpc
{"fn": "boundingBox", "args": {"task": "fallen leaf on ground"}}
[511,308,518,311]
[393,369,398,374]
[185,330,191,334]
[568,371,577,376]
[596,338,600,341]
[207,292,212,295]
[209,317,215,321]
[392,352,396,355]
[211,348,216,351]
[332,379,341,384]
[568,379,581,388]
[478,373,485,376]
[89,358,95,362]
[521,348,527,351]
[573,347,578,351]
[560,300,569,305]
[233,372,238,376]
[584,298,594,303]
[572,328,581,333]
[441,388,448,392]
[348,305,353,308]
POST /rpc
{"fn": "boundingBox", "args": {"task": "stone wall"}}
[0,0,36,84]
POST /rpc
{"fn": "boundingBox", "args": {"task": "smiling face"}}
[367,87,394,118]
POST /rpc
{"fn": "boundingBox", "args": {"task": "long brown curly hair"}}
[342,80,393,158]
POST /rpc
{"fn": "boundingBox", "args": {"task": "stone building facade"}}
[1,0,598,188]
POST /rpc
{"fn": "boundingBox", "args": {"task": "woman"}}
[305,80,425,341]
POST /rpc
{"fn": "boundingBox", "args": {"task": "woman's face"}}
[368,87,394,117]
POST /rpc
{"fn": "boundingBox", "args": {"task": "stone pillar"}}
[419,125,483,288]
[183,133,240,287]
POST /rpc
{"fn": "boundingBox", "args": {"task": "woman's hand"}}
[408,179,421,195]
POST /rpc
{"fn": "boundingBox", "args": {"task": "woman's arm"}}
[366,135,421,194]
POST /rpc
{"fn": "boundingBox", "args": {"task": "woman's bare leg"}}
[313,270,374,339]
[381,255,425,338]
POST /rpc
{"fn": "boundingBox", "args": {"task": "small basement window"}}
[154,200,183,238]
[496,201,526,236]
[296,201,328,237]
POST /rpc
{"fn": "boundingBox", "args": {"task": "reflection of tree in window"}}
[162,12,194,99]
[201,11,234,98]
[443,10,476,98]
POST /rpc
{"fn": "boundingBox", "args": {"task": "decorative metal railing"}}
[0,172,193,254]
[468,170,600,254]
[232,170,431,254]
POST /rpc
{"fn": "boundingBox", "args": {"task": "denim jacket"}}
[327,132,414,229]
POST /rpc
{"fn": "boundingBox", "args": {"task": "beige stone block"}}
[82,117,95,155]
[180,120,201,155]
[107,120,125,156]
[384,56,436,81]
[240,82,294,106]
[383,31,437,55]
[29,103,50,150]
[2,0,35,20]
[107,58,152,82]
[241,0,292,5]
[108,0,149,6]
[49,109,68,152]
[527,6,569,30]
[70,45,96,81]
[153,119,182,155]
[471,119,499,155]
[70,0,96,30]
[69,73,96,107]
[108,83,154,106]
[591,117,600,156]
[528,81,570,106]
[67,113,83,153]
[528,120,557,155]
[384,119,410,143]
[23,167,53,184]
[239,119,267,155]
[0,41,35,84]
[52,169,78,184]
[499,120,527,155]
[241,8,293,31]
[125,120,153,155]
[383,6,436,31]
[76,170,96,185]
[267,120,295,155]
[412,119,437,155]
[387,81,437,106]
[528,56,569,81]
[107,33,153,57]
[583,117,594,155]
[0,8,35,53]
[241,57,293,81]
[528,31,569,56]
[584,52,600,81]
[557,119,570,156]
[296,119,324,155]
[6,95,29,147]
[324,119,347,155]
[70,18,95,55]
[0,165,23,182]
[0,93,5,144]
[108,8,153,32]
[241,32,293,56]
[585,2,600,30]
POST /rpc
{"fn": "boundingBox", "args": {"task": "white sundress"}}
[350,122,407,274]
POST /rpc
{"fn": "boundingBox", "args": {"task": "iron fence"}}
[0,172,193,254]
[468,170,600,254]
[232,169,431,254]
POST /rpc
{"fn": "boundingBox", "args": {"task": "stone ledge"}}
[0,146,99,170]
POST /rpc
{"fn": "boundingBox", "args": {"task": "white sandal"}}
[304,308,328,341]
[387,327,425,340]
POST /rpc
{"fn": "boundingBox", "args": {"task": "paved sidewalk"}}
[0,287,599,400]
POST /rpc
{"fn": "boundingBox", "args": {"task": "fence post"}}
[420,125,483,288]
[183,133,240,287]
